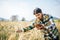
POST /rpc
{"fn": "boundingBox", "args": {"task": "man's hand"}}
[34,24,44,30]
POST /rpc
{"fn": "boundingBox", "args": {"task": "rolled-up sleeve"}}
[22,20,35,32]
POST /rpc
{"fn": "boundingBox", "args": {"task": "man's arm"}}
[23,25,34,32]
[16,23,35,32]
[21,21,35,32]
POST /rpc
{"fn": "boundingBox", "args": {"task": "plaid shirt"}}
[22,14,59,40]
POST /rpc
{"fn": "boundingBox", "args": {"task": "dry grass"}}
[0,21,60,40]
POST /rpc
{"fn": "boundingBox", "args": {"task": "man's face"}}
[34,13,43,20]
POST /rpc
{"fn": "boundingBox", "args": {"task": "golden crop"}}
[0,21,60,40]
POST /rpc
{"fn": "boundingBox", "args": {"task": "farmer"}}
[17,8,59,40]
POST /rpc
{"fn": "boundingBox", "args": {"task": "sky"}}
[0,0,60,21]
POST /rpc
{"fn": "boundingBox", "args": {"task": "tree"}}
[10,15,18,21]
[21,17,26,21]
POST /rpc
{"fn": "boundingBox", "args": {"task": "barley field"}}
[0,20,60,40]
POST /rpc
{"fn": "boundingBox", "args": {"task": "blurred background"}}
[0,0,60,21]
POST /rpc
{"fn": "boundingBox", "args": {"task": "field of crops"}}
[0,21,60,40]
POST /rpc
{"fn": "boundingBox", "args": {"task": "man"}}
[17,8,59,40]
